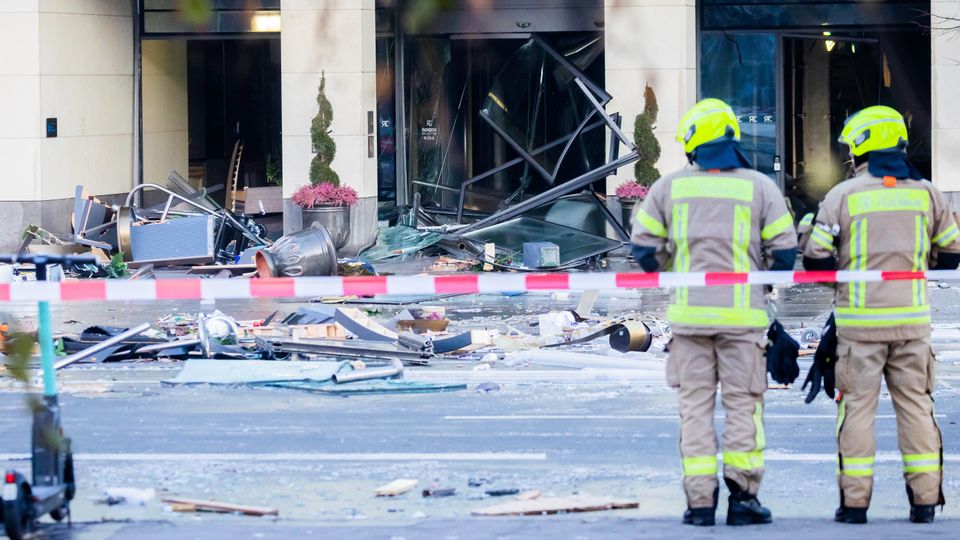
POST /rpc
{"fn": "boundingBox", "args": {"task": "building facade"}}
[0,0,955,252]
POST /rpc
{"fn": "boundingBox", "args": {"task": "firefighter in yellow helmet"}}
[802,105,960,524]
[631,99,798,526]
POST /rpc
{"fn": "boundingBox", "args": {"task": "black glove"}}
[802,314,837,404]
[766,319,800,385]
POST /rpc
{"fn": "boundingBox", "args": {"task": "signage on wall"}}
[736,115,775,124]
[420,119,438,142]
[46,118,58,138]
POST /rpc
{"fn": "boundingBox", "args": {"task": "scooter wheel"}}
[3,491,30,540]
[50,505,68,522]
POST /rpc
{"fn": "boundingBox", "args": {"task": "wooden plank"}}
[471,495,638,516]
[162,497,278,516]
[290,323,347,340]
[397,319,450,333]
[375,479,418,497]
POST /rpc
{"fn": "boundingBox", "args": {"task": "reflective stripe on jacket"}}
[803,168,960,340]
[631,166,798,336]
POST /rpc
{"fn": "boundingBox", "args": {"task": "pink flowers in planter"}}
[615,181,649,200]
[292,182,359,208]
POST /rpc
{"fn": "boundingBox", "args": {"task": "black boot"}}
[725,480,772,526]
[834,506,868,524]
[910,504,936,524]
[682,487,717,526]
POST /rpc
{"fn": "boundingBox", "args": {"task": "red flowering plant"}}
[615,181,650,201]
[291,183,359,209]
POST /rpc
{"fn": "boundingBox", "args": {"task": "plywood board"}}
[471,495,638,516]
[162,497,278,516]
[375,479,418,497]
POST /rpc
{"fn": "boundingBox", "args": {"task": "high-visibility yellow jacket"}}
[804,167,960,340]
[631,166,798,336]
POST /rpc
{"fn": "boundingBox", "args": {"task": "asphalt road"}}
[2,283,960,538]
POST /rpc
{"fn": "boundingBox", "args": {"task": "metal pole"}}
[54,322,152,371]
[132,0,144,196]
[394,4,409,207]
[31,258,58,397]
[37,302,57,397]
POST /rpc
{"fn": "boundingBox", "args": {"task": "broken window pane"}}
[461,216,620,269]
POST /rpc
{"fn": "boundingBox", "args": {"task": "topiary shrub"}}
[633,84,661,186]
[309,73,340,186]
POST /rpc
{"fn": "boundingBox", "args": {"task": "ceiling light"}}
[252,13,281,32]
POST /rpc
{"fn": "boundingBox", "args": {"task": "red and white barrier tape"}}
[0,270,958,303]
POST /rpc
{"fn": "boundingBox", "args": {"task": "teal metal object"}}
[37,301,57,397]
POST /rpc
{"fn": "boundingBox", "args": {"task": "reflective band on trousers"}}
[835,306,931,327]
[846,188,930,217]
[724,450,764,471]
[933,223,960,248]
[903,453,942,474]
[753,402,765,450]
[683,455,718,476]
[635,208,667,238]
[671,176,754,202]
[761,212,793,241]
[839,456,874,477]
[667,305,769,327]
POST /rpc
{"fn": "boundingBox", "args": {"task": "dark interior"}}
[187,39,282,205]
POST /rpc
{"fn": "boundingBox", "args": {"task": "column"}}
[280,0,378,253]
[932,0,960,200]
[38,0,134,236]
[603,0,698,194]
[0,1,42,250]
[142,40,189,186]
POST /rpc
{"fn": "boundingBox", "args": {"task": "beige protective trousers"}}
[835,336,945,508]
[668,333,767,508]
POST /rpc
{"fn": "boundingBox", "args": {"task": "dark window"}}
[699,32,778,178]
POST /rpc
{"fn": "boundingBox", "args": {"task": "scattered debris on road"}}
[162,497,279,517]
[471,495,639,516]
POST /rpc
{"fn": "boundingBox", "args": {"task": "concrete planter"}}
[301,205,350,249]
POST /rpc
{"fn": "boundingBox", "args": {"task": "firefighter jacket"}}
[803,167,960,341]
[631,166,798,336]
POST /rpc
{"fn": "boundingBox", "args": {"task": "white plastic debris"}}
[100,487,156,506]
[538,311,576,336]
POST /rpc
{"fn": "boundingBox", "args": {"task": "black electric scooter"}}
[1,254,92,539]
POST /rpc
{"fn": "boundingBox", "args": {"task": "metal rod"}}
[459,151,639,233]
[259,337,431,365]
[332,359,403,384]
[160,195,174,221]
[575,78,635,151]
[54,322,152,370]
[136,337,199,354]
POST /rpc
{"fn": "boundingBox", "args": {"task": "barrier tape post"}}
[0,270,952,303]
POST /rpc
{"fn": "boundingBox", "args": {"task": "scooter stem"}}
[38,300,57,398]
